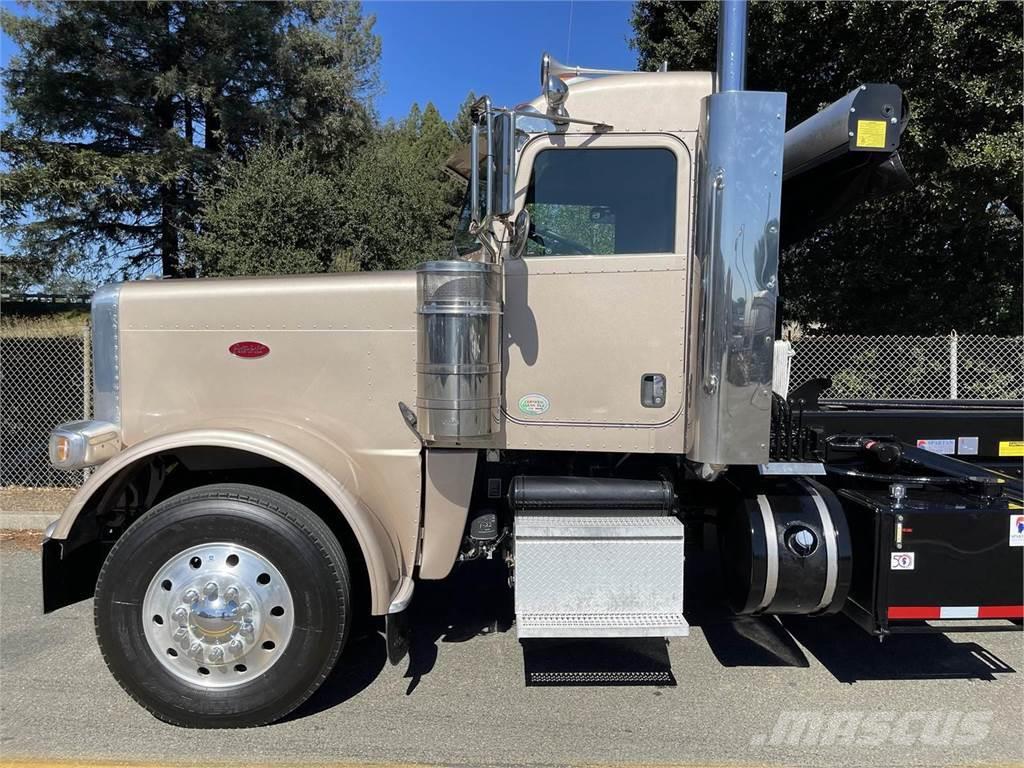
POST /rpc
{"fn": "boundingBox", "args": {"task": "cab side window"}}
[524,147,677,257]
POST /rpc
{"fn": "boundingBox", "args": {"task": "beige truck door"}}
[503,133,691,432]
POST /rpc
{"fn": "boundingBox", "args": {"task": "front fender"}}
[49,426,406,614]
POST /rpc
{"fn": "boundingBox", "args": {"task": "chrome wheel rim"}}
[142,542,294,688]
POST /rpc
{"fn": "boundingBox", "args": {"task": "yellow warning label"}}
[855,119,888,148]
[998,440,1024,457]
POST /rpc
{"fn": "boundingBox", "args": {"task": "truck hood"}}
[114,270,419,448]
[118,270,417,334]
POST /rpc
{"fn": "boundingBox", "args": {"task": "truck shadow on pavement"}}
[287,630,389,721]
[290,557,514,720]
[401,557,515,694]
[693,607,1016,683]
[781,615,1017,683]
[292,550,1016,719]
[686,551,1017,683]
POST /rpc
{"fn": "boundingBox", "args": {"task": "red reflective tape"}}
[977,605,1024,619]
[889,605,1024,620]
[888,606,940,620]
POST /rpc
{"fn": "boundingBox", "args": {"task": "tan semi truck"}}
[43,0,1023,728]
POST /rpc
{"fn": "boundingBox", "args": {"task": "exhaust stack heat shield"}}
[690,90,787,467]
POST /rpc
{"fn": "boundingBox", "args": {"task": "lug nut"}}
[183,588,199,603]
[172,607,188,624]
[224,586,239,602]
[189,642,203,659]
[173,627,189,641]
[203,581,218,598]
[209,646,224,663]
[239,601,253,617]
[228,638,243,654]
[240,621,254,637]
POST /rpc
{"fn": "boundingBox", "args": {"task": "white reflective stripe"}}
[755,494,778,611]
[939,606,979,619]
[800,480,838,613]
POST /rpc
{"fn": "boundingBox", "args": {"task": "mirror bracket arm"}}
[550,116,614,131]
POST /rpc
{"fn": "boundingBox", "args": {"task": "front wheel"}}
[94,483,350,727]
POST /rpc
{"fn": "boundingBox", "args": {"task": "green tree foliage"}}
[450,90,478,144]
[632,0,1022,335]
[188,98,472,276]
[187,144,353,277]
[525,204,615,256]
[1,0,379,286]
[338,101,466,271]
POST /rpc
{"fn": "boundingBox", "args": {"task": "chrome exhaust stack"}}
[690,0,787,472]
[416,260,502,443]
[715,0,747,92]
[416,100,516,444]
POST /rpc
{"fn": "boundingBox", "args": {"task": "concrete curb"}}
[0,511,60,531]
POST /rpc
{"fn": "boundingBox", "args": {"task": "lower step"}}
[517,611,690,639]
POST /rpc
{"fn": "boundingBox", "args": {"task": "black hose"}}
[823,465,982,485]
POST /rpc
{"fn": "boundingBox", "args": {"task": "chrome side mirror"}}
[470,103,516,224]
[510,208,531,260]
[492,112,516,218]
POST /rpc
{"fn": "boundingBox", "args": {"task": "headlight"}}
[48,284,122,470]
[49,420,120,469]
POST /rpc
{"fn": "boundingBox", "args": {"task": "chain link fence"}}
[0,325,1020,489]
[789,333,1024,401]
[1,318,90,488]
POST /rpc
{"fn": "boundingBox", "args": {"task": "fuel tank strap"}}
[754,494,779,611]
[800,479,838,613]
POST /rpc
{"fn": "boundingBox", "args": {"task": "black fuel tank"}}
[719,478,853,615]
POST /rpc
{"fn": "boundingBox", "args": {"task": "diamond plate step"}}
[514,514,685,639]
[517,612,690,639]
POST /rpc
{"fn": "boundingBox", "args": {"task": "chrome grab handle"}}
[702,169,725,395]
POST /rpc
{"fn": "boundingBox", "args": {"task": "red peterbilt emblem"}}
[228,341,270,359]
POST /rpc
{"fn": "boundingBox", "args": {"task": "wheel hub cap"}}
[142,542,294,689]
[189,597,243,637]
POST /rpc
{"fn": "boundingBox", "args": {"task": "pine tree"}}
[1,0,380,286]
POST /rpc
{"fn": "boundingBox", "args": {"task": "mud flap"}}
[386,576,414,664]
[385,609,410,665]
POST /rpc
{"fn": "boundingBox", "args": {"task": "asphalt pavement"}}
[1,541,1022,767]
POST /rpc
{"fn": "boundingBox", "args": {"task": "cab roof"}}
[446,70,714,178]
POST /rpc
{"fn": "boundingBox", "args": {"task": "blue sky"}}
[366,1,636,121]
[1,1,637,124]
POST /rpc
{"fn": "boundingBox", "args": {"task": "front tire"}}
[94,483,350,727]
